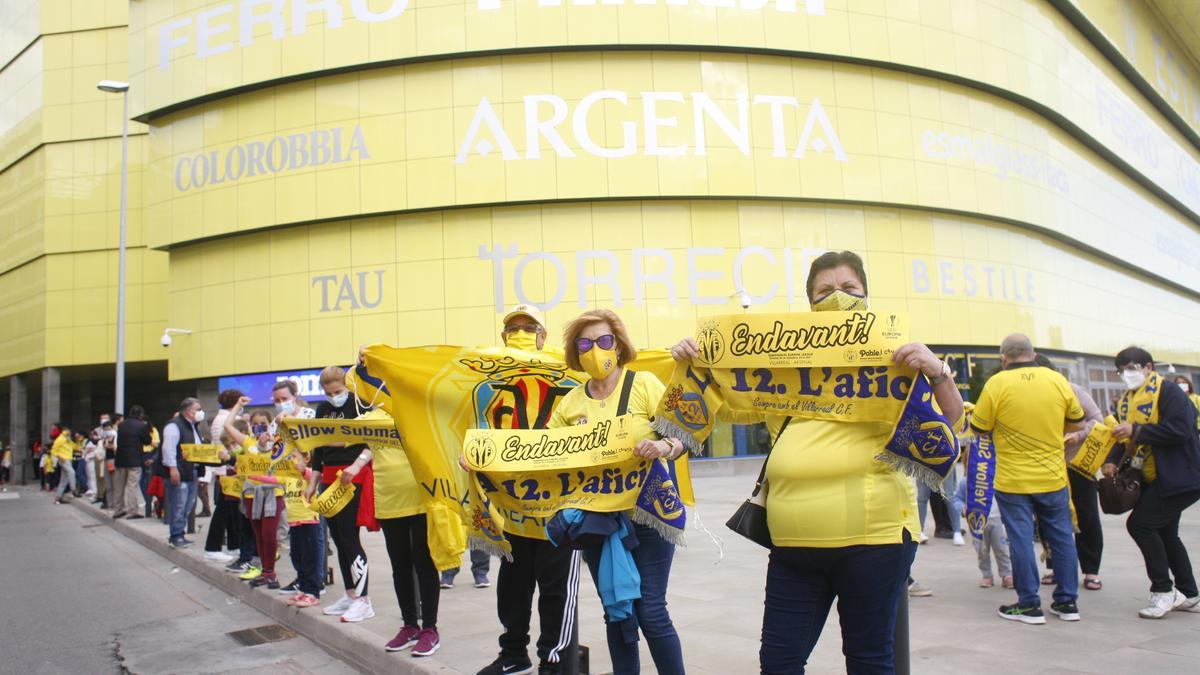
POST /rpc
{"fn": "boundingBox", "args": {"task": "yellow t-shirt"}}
[548,368,664,438]
[50,434,76,462]
[280,476,318,524]
[970,362,1085,494]
[764,416,919,547]
[144,426,159,455]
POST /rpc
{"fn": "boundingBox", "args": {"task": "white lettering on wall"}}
[311,270,386,312]
[455,91,848,164]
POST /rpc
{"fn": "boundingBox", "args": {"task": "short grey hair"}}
[178,397,201,414]
[1000,333,1035,358]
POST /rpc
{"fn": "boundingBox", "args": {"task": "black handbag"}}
[1098,445,1144,515]
[726,418,791,548]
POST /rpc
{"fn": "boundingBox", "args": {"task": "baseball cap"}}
[502,303,546,330]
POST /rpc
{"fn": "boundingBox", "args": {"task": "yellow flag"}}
[181,443,223,464]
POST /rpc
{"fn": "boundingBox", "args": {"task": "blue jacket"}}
[548,509,640,621]
[1107,379,1200,499]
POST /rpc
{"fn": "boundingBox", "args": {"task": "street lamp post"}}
[97,80,130,417]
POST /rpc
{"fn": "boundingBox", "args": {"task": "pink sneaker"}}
[412,627,440,657]
[289,593,320,608]
[385,625,421,652]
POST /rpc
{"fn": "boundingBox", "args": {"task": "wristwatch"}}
[928,361,952,386]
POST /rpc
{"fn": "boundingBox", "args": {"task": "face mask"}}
[580,347,618,381]
[1180,382,1192,394]
[276,400,295,415]
[506,329,538,351]
[193,409,205,422]
[252,424,268,436]
[811,289,867,312]
[327,392,349,407]
[1122,369,1147,391]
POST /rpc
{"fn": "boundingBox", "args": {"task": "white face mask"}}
[276,400,295,415]
[1180,382,1192,394]
[193,409,205,423]
[327,392,349,407]
[1122,369,1147,391]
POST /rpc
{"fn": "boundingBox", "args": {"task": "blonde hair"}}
[319,365,346,386]
[562,309,638,372]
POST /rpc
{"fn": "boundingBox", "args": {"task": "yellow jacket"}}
[50,434,77,462]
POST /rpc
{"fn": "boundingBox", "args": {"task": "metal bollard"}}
[893,590,910,675]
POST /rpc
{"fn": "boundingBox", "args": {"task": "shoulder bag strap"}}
[615,369,637,417]
[751,417,792,497]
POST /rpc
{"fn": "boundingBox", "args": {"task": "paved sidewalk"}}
[69,464,1200,675]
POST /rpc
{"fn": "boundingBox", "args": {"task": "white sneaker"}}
[1173,593,1200,612]
[953,532,965,546]
[919,532,929,544]
[322,594,356,616]
[203,551,235,563]
[1138,591,1177,619]
[340,596,375,623]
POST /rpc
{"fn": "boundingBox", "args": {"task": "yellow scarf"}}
[1117,371,1162,482]
[1068,415,1119,478]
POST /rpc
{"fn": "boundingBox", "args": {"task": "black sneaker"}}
[168,538,191,549]
[478,656,534,675]
[1049,601,1080,621]
[277,579,300,594]
[538,663,561,675]
[998,602,1046,625]
[226,560,250,573]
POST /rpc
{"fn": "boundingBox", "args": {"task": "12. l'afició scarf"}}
[463,415,687,556]
[654,311,958,491]
[360,344,680,558]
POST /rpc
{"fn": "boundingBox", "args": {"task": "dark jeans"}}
[236,508,257,564]
[996,488,1077,607]
[582,523,683,675]
[1127,482,1200,596]
[498,533,575,665]
[380,514,440,628]
[1069,470,1103,575]
[324,483,367,595]
[290,522,323,597]
[760,537,916,675]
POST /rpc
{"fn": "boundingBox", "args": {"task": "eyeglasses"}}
[575,334,616,353]
[1117,364,1144,374]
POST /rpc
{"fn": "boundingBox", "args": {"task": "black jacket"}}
[114,418,152,469]
[1107,379,1200,499]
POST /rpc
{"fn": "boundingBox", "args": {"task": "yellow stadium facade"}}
[3,0,1200,476]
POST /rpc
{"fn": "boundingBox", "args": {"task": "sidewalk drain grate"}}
[227,624,297,646]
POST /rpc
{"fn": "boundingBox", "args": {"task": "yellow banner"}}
[219,476,242,499]
[464,415,640,473]
[312,473,356,518]
[693,311,909,369]
[1068,415,1118,479]
[181,443,223,464]
[279,417,404,452]
[237,453,301,480]
[280,476,317,523]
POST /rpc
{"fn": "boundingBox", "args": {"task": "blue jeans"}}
[760,539,917,675]
[917,469,960,533]
[166,479,198,541]
[290,522,324,596]
[582,523,684,675]
[996,488,1078,606]
[441,548,491,583]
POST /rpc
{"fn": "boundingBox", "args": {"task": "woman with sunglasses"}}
[548,309,687,675]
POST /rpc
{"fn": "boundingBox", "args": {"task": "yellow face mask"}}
[811,290,868,312]
[580,347,619,381]
[505,329,539,351]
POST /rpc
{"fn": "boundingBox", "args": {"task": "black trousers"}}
[1127,482,1200,596]
[324,483,367,595]
[1069,469,1104,575]
[380,514,440,628]
[204,487,241,553]
[497,533,574,665]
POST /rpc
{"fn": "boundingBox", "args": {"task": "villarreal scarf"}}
[964,431,996,540]
[653,311,958,492]
[1115,371,1162,481]
[463,415,687,557]
[360,344,681,559]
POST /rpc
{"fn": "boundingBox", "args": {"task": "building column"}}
[41,367,61,444]
[9,375,28,484]
[196,378,218,415]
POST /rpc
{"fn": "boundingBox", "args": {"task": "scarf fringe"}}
[873,452,946,495]
[653,418,706,457]
[631,507,687,547]
[468,535,512,562]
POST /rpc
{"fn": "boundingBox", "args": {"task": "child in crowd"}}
[247,448,322,606]
[952,478,1013,588]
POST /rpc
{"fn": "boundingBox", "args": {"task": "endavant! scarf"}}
[653,311,959,492]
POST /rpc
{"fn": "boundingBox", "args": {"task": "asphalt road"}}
[0,486,354,675]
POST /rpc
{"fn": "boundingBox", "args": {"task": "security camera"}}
[160,332,172,347]
[738,290,752,310]
[160,328,192,347]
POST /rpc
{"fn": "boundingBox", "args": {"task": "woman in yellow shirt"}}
[549,309,687,675]
[672,250,963,674]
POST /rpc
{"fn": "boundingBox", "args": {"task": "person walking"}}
[112,405,152,520]
[971,334,1086,625]
[1103,347,1200,618]
[161,398,206,548]
[50,425,78,504]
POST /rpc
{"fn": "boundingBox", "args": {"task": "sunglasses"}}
[575,334,616,353]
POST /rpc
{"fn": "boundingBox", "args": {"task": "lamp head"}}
[97,80,129,93]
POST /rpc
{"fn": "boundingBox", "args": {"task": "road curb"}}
[70,499,459,675]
